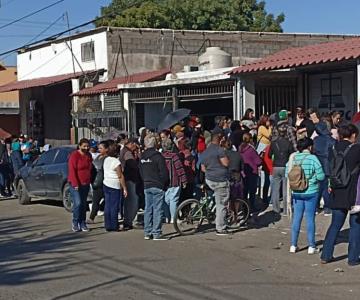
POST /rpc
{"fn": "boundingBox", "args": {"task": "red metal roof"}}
[230,38,360,74]
[0,127,11,139]
[0,70,101,93]
[72,68,171,96]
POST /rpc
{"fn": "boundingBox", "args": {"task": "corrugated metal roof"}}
[72,68,171,96]
[0,70,102,93]
[230,38,360,74]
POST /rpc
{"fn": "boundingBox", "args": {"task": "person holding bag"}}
[286,137,325,254]
[88,140,109,224]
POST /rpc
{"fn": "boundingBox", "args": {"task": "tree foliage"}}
[96,0,285,32]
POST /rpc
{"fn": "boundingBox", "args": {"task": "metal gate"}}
[255,85,297,116]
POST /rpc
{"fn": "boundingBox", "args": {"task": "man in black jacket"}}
[120,138,142,230]
[268,126,294,215]
[139,134,169,240]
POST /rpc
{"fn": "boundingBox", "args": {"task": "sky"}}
[0,0,359,66]
[0,0,112,65]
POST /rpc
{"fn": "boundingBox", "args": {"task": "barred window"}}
[81,41,95,62]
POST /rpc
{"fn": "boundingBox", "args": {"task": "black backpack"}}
[330,145,354,188]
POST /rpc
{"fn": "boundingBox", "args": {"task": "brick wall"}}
[106,27,358,78]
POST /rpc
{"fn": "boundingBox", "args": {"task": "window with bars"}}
[81,41,95,62]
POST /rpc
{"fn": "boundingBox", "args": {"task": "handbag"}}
[92,157,106,189]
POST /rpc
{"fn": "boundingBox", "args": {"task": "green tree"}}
[96,0,285,32]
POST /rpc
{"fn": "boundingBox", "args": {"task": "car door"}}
[45,148,73,198]
[26,149,57,197]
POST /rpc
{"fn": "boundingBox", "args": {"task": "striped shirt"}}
[162,151,187,187]
[285,150,325,195]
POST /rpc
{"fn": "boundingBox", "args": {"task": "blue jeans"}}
[318,177,331,209]
[70,185,90,226]
[103,185,122,231]
[164,186,181,221]
[321,209,360,265]
[291,193,318,248]
[144,187,165,238]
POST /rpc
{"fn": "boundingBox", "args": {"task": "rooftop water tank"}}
[198,47,232,71]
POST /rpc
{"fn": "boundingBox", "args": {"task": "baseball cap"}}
[172,125,185,133]
[278,110,288,121]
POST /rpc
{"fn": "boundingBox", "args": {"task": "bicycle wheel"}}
[226,199,250,229]
[174,198,203,235]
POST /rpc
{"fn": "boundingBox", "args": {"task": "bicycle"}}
[173,184,250,236]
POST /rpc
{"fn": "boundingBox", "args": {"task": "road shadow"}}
[0,216,98,286]
[249,211,281,229]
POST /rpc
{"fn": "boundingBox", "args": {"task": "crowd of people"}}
[50,105,360,266]
[0,135,46,197]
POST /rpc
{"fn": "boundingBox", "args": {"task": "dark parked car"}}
[15,146,80,212]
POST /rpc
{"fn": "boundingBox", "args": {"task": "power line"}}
[0,0,66,31]
[0,0,143,58]
[0,17,101,57]
[27,14,65,44]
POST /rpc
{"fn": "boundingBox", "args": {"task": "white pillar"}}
[123,90,130,133]
[71,78,80,112]
[242,78,255,115]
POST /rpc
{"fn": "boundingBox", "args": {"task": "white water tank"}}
[198,47,232,71]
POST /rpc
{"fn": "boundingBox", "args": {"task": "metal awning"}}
[0,70,104,93]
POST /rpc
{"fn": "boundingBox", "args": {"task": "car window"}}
[36,149,58,166]
[53,149,73,164]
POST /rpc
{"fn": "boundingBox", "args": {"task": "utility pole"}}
[65,12,76,74]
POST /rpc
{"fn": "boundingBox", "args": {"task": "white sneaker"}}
[308,247,320,255]
[289,245,297,253]
[97,210,104,216]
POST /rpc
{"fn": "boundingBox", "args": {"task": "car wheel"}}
[62,183,73,213]
[17,179,31,205]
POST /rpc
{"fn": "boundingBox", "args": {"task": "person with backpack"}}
[268,126,294,215]
[321,125,360,266]
[286,137,325,254]
[313,121,336,216]
[87,140,109,224]
[272,110,297,152]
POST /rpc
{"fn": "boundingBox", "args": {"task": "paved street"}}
[1,197,360,300]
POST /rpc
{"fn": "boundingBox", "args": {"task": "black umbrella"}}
[157,108,191,131]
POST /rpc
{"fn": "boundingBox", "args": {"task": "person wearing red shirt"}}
[68,138,93,232]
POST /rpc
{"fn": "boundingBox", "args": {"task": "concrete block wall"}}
[105,27,358,78]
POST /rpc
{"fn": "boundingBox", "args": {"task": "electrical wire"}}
[175,37,211,55]
[0,0,66,31]
[0,13,116,58]
[27,14,65,44]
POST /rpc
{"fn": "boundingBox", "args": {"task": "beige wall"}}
[0,66,19,108]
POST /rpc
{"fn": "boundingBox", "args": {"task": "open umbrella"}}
[157,108,191,131]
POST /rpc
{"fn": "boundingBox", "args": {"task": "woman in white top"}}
[103,142,128,231]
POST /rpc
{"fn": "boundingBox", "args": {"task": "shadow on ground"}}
[0,216,99,286]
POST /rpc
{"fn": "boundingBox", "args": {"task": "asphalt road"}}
[1,197,359,300]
